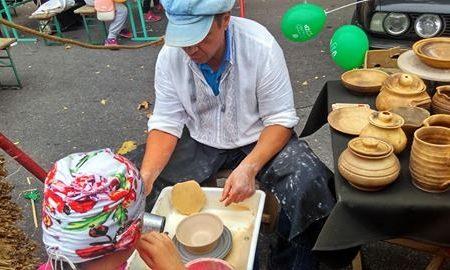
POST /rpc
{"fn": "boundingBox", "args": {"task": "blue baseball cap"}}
[160,0,235,47]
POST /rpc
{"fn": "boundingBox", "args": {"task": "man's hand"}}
[136,232,185,270]
[220,163,257,206]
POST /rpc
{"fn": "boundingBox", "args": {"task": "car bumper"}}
[368,35,415,49]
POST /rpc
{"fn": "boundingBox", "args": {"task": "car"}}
[352,0,450,49]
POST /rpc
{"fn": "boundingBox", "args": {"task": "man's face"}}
[182,14,230,64]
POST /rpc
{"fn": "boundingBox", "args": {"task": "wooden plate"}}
[328,107,374,135]
[341,69,389,94]
[413,38,450,69]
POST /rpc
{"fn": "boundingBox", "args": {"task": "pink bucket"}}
[185,258,234,270]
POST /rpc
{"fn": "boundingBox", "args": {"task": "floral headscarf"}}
[42,149,145,264]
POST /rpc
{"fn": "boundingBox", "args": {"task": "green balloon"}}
[330,25,369,70]
[281,3,326,42]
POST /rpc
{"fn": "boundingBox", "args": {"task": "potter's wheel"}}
[173,226,233,263]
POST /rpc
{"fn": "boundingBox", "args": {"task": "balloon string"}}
[325,0,370,14]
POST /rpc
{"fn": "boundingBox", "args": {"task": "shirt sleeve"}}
[147,53,187,138]
[256,40,299,128]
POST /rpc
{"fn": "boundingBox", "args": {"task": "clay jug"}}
[338,137,400,191]
[410,126,450,193]
[360,111,408,154]
[376,73,431,111]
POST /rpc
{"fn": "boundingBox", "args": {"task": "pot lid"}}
[348,137,393,157]
[369,111,405,129]
[383,73,426,95]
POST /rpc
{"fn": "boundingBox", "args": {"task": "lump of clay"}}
[171,180,206,215]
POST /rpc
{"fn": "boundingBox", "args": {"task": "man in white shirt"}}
[138,0,335,268]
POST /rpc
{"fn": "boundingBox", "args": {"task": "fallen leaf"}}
[137,100,150,110]
[302,81,308,86]
[14,141,20,145]
[64,45,71,50]
[100,99,107,105]
[95,71,101,74]
[116,140,137,155]
[63,106,68,110]
[146,112,153,119]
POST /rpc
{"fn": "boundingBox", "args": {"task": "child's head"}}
[42,149,145,269]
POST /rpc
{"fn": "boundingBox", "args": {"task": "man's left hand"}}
[220,163,257,206]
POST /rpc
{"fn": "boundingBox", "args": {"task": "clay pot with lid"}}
[359,111,408,154]
[410,126,450,193]
[376,73,431,111]
[432,85,450,115]
[338,137,400,191]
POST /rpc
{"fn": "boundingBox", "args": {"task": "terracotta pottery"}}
[176,213,224,254]
[376,73,431,111]
[422,114,450,129]
[341,69,389,95]
[410,126,450,193]
[327,106,374,136]
[413,37,450,69]
[359,111,408,154]
[389,106,430,138]
[338,137,400,191]
[432,85,450,115]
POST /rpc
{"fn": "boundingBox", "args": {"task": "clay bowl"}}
[410,127,450,193]
[176,213,224,254]
[389,106,430,137]
[432,85,450,115]
[413,38,450,69]
[186,258,234,270]
[341,69,389,95]
[422,114,450,129]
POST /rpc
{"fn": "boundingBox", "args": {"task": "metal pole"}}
[0,132,47,182]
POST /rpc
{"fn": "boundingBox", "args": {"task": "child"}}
[83,0,132,45]
[40,149,185,269]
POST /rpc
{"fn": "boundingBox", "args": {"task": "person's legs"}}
[241,136,335,270]
[107,3,128,40]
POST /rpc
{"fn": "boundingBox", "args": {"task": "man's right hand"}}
[140,130,179,196]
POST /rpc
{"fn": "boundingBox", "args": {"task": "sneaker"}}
[104,38,118,46]
[119,29,132,39]
[145,11,162,22]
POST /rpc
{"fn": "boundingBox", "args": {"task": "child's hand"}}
[136,232,185,270]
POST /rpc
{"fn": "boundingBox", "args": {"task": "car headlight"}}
[383,13,410,35]
[415,14,442,38]
[370,12,387,33]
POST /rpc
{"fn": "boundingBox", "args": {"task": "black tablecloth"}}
[300,81,450,252]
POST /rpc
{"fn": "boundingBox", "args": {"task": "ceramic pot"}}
[338,137,400,191]
[376,73,431,111]
[360,111,408,154]
[432,85,450,115]
[422,114,450,129]
[389,107,430,139]
[410,126,450,193]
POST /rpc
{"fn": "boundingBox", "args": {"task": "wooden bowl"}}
[389,106,430,137]
[327,106,374,135]
[176,213,224,254]
[341,69,389,94]
[422,114,450,129]
[413,38,450,69]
